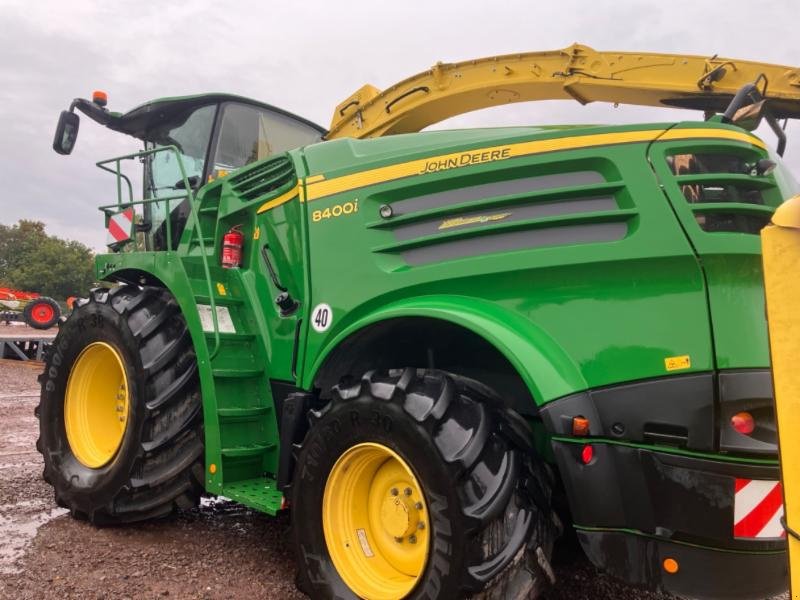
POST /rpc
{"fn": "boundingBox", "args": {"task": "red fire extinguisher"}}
[221,225,244,269]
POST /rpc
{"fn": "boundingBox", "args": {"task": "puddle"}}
[0,500,67,574]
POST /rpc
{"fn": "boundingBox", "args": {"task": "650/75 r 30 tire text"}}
[36,285,204,524]
[292,368,558,599]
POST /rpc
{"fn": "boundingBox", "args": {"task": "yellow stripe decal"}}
[256,183,300,214]
[304,128,764,202]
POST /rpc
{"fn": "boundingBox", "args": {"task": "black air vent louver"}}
[229,155,296,202]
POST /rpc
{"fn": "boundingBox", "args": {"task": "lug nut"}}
[394,536,403,543]
[404,487,412,496]
[409,535,417,544]
[417,522,425,530]
[119,416,125,422]
[415,502,423,510]
[390,488,399,496]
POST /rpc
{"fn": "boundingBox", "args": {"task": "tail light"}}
[731,411,756,435]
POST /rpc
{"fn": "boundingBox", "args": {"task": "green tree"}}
[0,220,95,299]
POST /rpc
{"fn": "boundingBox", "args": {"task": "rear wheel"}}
[292,368,558,599]
[24,297,61,329]
[36,285,204,523]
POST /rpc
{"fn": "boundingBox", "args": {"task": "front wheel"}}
[36,285,204,524]
[292,369,557,599]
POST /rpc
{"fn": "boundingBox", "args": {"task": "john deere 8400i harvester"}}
[42,45,800,598]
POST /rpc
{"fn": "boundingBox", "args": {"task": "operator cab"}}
[140,95,324,250]
[54,92,325,250]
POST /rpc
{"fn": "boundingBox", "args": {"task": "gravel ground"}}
[0,359,786,599]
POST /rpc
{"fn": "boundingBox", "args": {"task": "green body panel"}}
[298,123,771,401]
[646,129,785,370]
[94,119,790,511]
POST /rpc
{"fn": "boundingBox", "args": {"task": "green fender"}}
[98,257,224,492]
[304,294,587,406]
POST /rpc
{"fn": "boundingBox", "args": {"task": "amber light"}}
[731,411,755,435]
[92,90,108,107]
[581,445,594,464]
[663,558,679,574]
[572,416,590,436]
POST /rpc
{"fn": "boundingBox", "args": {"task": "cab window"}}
[211,103,321,179]
[144,103,216,250]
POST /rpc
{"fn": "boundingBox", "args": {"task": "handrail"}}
[326,43,800,140]
[95,145,221,359]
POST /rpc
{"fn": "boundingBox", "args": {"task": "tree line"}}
[0,220,95,299]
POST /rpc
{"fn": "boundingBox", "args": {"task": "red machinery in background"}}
[0,287,62,329]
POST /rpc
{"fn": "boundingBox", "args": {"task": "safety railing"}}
[95,146,221,358]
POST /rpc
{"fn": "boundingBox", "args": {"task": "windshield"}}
[210,102,322,180]
[143,104,216,250]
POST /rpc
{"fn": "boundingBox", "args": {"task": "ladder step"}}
[221,443,277,458]
[218,406,272,420]
[190,236,215,246]
[212,367,264,378]
[205,331,255,341]
[198,206,219,214]
[223,477,283,516]
[194,294,244,306]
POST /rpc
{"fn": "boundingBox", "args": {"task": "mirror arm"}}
[765,110,788,156]
[722,83,763,123]
[722,81,788,156]
[70,98,115,127]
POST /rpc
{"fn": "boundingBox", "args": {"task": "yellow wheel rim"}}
[322,443,430,600]
[64,342,129,468]
[323,443,430,600]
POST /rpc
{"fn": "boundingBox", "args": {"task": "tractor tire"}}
[24,296,61,329]
[36,285,204,524]
[292,368,558,600]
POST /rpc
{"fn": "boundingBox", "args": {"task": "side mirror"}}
[53,111,80,155]
[731,99,766,132]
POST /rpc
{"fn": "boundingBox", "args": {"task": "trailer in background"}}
[0,287,61,330]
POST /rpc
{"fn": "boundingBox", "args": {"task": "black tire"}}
[24,296,61,329]
[292,368,559,599]
[36,285,204,524]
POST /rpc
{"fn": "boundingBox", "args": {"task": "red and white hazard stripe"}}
[106,208,134,246]
[733,478,785,539]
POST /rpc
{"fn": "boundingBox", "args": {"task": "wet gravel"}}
[0,360,787,599]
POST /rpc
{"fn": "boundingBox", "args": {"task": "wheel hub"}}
[380,491,422,539]
[31,303,54,323]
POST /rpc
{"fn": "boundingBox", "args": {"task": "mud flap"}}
[761,193,800,596]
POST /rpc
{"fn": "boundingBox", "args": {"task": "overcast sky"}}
[1,0,798,250]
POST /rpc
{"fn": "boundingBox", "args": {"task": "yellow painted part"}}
[306,127,763,202]
[773,195,800,229]
[255,184,300,214]
[762,218,800,598]
[64,342,129,468]
[323,443,429,600]
[327,43,800,139]
[305,174,326,184]
[664,355,691,372]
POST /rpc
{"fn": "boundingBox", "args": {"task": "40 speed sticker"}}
[311,303,333,332]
